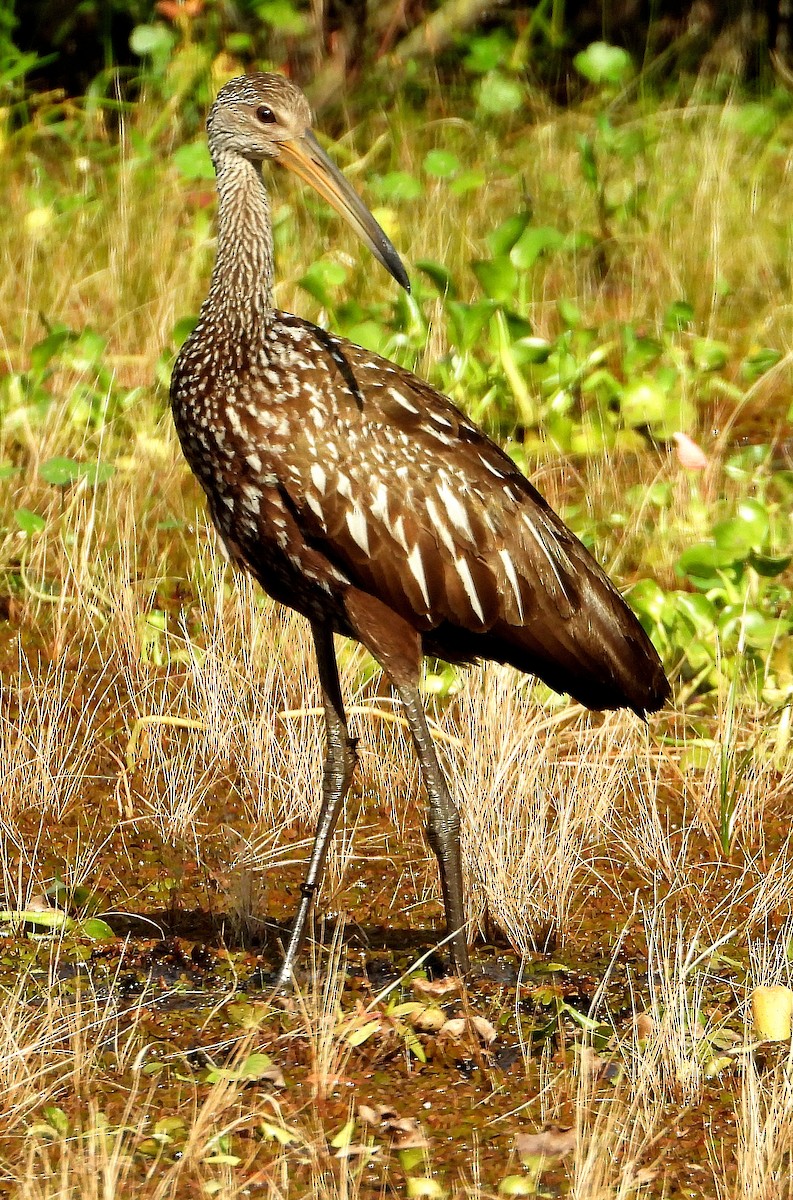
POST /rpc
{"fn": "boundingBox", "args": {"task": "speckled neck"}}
[207,148,274,328]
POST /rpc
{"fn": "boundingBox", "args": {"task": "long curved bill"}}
[277,130,410,292]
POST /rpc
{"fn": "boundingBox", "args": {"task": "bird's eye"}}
[255,105,277,124]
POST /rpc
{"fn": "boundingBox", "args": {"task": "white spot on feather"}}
[498,549,524,621]
[407,544,431,607]
[310,464,327,494]
[389,387,420,414]
[226,406,245,438]
[306,493,324,521]
[455,556,485,623]
[370,481,389,523]
[438,480,474,541]
[522,514,568,596]
[345,505,370,555]
[425,497,456,554]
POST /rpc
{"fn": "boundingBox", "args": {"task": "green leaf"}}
[0,461,18,481]
[463,29,513,73]
[30,328,77,373]
[446,299,498,349]
[80,462,115,486]
[399,1148,427,1172]
[129,23,174,57]
[256,0,308,34]
[172,141,214,181]
[573,41,634,86]
[477,72,524,115]
[724,102,778,140]
[0,908,71,929]
[692,338,729,372]
[423,150,460,178]
[472,256,517,303]
[344,1019,381,1047]
[676,543,737,588]
[78,918,115,941]
[487,213,532,258]
[39,457,81,487]
[406,1180,444,1199]
[14,508,46,536]
[42,1107,70,1137]
[510,226,564,270]
[750,550,793,577]
[557,299,582,328]
[449,169,485,195]
[628,578,667,624]
[299,259,348,306]
[674,592,717,632]
[330,1119,355,1149]
[260,1120,299,1145]
[172,315,199,348]
[415,260,458,298]
[742,346,782,381]
[204,1052,277,1083]
[578,136,598,186]
[371,171,422,203]
[713,500,769,553]
[664,300,695,331]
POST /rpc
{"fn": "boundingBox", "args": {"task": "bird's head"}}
[207,73,409,292]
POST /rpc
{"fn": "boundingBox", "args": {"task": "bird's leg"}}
[393,680,470,975]
[341,589,470,975]
[274,621,357,988]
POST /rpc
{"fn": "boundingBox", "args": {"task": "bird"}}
[170,72,671,987]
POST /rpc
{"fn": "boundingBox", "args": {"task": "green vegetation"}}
[1,17,793,1199]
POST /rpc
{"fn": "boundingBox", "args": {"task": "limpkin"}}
[170,73,670,986]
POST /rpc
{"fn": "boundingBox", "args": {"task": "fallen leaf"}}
[389,1118,430,1150]
[335,1142,379,1160]
[440,1015,497,1044]
[634,1012,654,1041]
[672,431,708,470]
[358,1103,398,1126]
[516,1126,576,1162]
[752,985,793,1041]
[410,1005,446,1033]
[411,976,461,999]
[576,1046,604,1077]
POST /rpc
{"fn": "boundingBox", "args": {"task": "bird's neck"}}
[207,150,275,327]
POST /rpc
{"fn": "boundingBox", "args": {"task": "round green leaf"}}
[423,150,460,178]
[14,508,46,536]
[79,918,115,941]
[477,72,525,115]
[129,23,174,57]
[371,171,422,203]
[573,42,633,86]
[39,457,81,487]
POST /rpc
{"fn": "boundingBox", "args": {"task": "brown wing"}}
[276,328,598,636]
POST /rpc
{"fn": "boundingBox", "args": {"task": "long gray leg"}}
[393,681,470,974]
[274,621,357,988]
